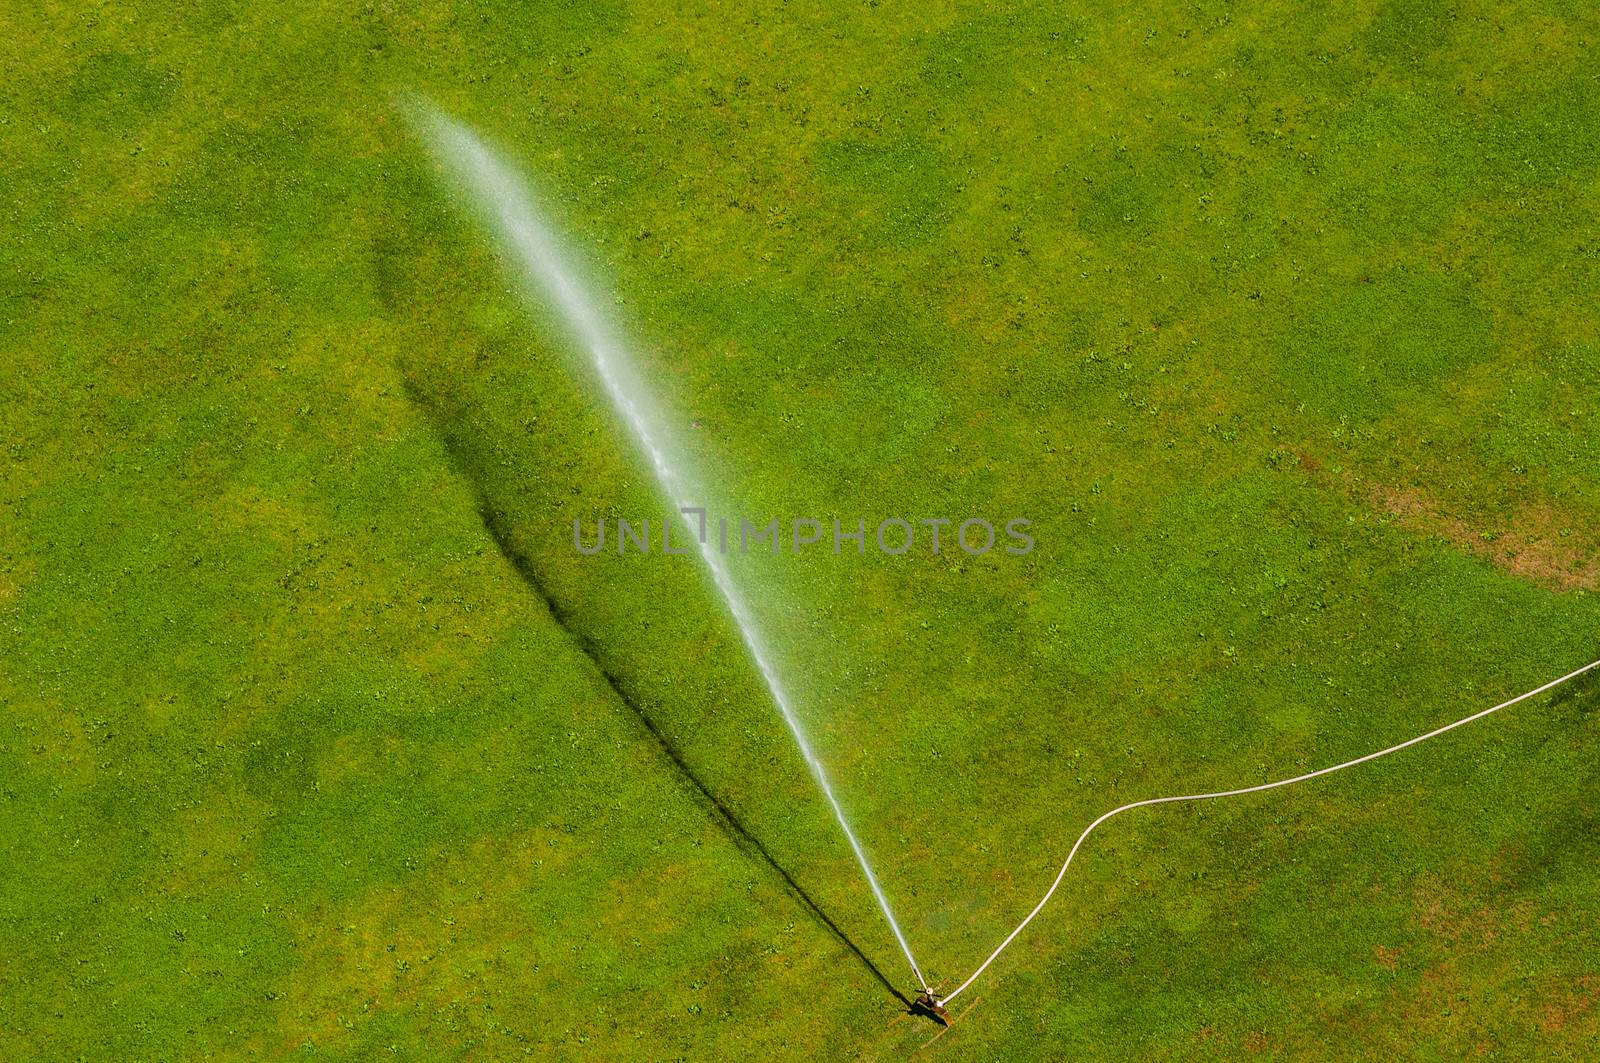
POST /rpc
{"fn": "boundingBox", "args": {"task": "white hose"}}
[938,656,1600,1006]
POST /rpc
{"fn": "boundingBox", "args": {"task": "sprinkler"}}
[913,989,950,1026]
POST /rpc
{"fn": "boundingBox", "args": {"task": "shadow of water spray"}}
[403,97,927,995]
[405,380,909,1006]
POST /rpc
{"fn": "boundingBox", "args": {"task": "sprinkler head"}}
[913,989,950,1026]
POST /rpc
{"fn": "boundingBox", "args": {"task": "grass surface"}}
[4,1,1599,1058]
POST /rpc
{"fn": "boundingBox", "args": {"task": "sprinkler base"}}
[913,990,950,1026]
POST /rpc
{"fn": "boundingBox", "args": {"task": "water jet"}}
[407,98,929,995]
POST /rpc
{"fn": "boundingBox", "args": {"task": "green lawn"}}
[4,1,1599,1058]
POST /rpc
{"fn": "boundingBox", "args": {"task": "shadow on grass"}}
[406,380,912,1009]
[1548,651,1600,712]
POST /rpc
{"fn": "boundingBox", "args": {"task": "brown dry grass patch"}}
[1372,484,1598,592]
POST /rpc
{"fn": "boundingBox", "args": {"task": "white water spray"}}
[410,102,929,992]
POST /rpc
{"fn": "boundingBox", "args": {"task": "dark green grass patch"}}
[1281,267,1493,421]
